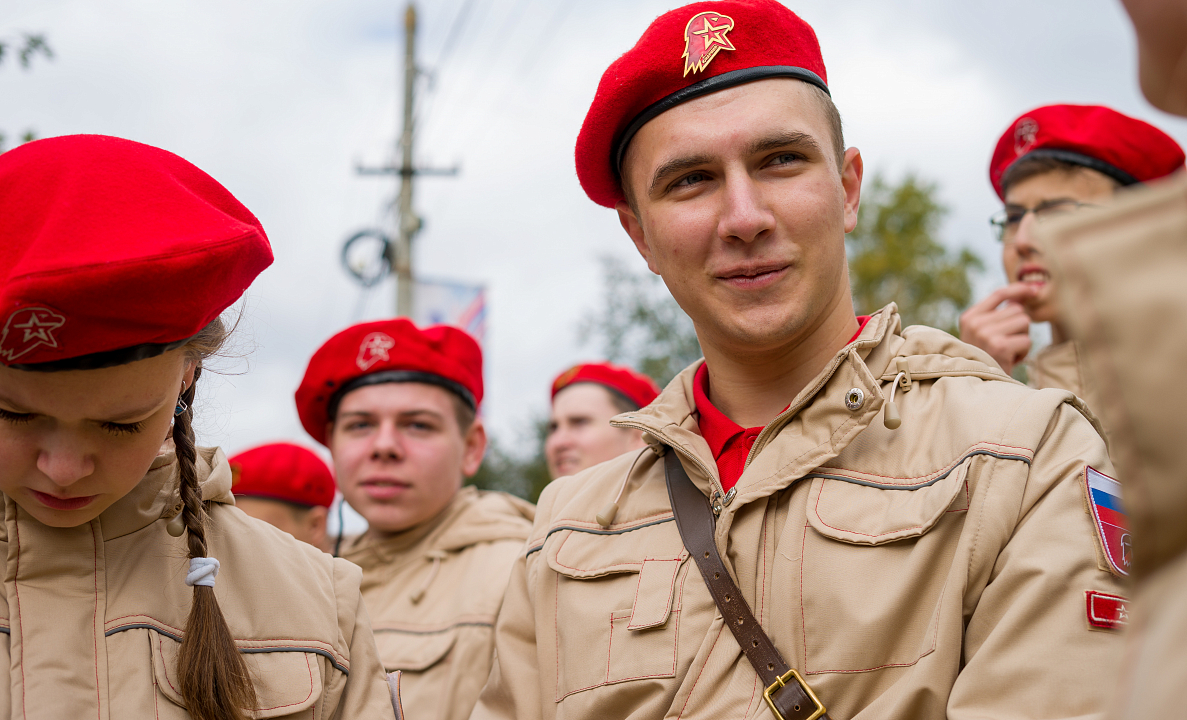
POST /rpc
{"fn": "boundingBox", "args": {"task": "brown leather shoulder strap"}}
[663,450,828,720]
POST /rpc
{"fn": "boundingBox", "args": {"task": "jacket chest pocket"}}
[543,521,689,702]
[791,461,972,676]
[149,629,328,718]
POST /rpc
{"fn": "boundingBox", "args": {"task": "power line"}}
[435,0,478,70]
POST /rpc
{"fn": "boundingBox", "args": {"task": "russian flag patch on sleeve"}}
[1084,466,1130,577]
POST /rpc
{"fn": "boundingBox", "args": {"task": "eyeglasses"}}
[989,199,1099,242]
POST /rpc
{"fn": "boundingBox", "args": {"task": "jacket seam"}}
[804,449,1031,490]
[372,620,494,634]
[91,522,101,720]
[14,510,26,720]
[105,624,350,674]
[526,517,675,557]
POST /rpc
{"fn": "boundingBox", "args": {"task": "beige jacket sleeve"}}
[949,400,1127,719]
[470,486,558,720]
[332,557,400,719]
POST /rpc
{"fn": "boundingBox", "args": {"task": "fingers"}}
[961,286,1036,373]
[967,283,1038,314]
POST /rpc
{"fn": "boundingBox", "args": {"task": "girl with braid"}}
[0,135,397,719]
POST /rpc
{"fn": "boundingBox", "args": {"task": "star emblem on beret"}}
[683,12,736,77]
[0,307,66,362]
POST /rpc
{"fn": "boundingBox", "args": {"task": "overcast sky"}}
[4,0,1186,463]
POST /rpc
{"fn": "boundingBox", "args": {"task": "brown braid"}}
[172,365,257,720]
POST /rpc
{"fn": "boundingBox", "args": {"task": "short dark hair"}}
[450,392,477,432]
[621,81,844,214]
[1000,156,1122,196]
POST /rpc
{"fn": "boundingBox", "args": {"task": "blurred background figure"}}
[1038,1,1187,716]
[545,362,661,479]
[959,104,1184,429]
[228,442,336,551]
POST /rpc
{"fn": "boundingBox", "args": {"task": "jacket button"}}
[845,387,865,411]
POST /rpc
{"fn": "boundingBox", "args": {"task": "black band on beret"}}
[613,65,830,179]
[8,336,195,372]
[1014,148,1140,188]
[327,369,478,422]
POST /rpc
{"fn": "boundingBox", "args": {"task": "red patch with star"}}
[0,307,66,362]
[1085,591,1129,631]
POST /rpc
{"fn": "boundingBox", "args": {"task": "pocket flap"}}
[374,627,457,672]
[545,520,683,579]
[150,630,324,718]
[627,558,685,630]
[806,461,970,545]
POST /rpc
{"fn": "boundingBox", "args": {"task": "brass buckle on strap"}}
[763,668,826,720]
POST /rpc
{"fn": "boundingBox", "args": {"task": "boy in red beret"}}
[228,442,336,551]
[545,362,661,479]
[960,104,1184,433]
[295,318,533,720]
[473,3,1124,719]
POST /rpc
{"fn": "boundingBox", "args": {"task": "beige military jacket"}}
[0,445,394,719]
[1041,173,1187,719]
[1029,340,1105,429]
[341,487,533,720]
[472,305,1126,720]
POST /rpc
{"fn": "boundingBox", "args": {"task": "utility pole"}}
[354,2,458,318]
[394,3,418,318]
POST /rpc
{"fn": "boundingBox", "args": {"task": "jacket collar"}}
[341,485,534,569]
[611,305,900,503]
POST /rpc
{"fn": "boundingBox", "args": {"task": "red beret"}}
[229,443,336,509]
[0,135,273,369]
[989,104,1185,200]
[296,319,483,445]
[576,0,829,208]
[551,362,662,410]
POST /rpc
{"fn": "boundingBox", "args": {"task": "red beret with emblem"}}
[296,318,483,445]
[990,104,1185,200]
[229,443,336,509]
[551,362,662,410]
[0,135,273,369]
[576,0,829,208]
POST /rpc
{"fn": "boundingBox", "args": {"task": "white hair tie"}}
[186,557,221,587]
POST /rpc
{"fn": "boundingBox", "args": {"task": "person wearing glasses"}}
[959,105,1184,428]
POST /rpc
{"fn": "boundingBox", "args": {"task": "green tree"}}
[579,255,702,387]
[847,174,983,335]
[468,257,702,503]
[0,33,52,153]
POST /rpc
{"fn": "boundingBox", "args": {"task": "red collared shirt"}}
[694,317,871,491]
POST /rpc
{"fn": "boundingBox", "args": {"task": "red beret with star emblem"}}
[551,362,662,410]
[0,135,273,369]
[990,104,1185,200]
[576,0,829,208]
[296,318,483,445]
[229,442,336,509]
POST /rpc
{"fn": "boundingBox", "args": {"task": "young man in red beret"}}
[960,104,1184,431]
[472,3,1124,719]
[296,319,533,720]
[545,362,661,479]
[228,442,336,551]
